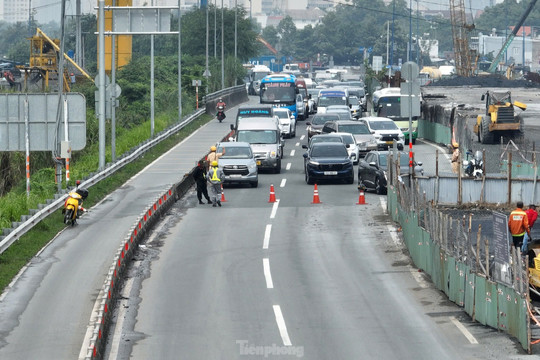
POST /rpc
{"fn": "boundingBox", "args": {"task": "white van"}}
[230,118,284,173]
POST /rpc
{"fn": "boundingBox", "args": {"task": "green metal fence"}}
[387,186,530,352]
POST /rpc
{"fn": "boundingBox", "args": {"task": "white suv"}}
[272,107,296,138]
[361,117,405,151]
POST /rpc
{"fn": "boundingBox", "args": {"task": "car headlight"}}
[270,151,277,158]
[248,162,257,171]
[398,134,404,140]
[374,134,382,140]
[308,160,320,165]
[369,139,377,145]
[358,141,366,147]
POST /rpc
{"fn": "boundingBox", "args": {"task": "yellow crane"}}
[25,28,93,91]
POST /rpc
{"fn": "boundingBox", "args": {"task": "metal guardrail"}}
[0,108,205,255]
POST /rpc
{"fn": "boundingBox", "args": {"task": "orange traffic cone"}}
[357,189,366,205]
[220,184,227,202]
[268,184,276,203]
[311,184,321,204]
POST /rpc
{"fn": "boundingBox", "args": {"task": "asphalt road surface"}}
[103,104,527,359]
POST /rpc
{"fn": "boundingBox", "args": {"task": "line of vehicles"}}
[213,69,428,196]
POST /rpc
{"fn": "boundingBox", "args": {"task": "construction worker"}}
[522,204,538,253]
[206,145,224,170]
[451,142,460,174]
[508,201,531,251]
[207,161,224,207]
[193,160,211,205]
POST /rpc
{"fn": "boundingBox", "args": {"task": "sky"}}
[31,0,496,25]
[33,0,95,24]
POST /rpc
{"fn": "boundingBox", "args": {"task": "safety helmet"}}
[75,188,89,200]
[210,146,217,152]
[211,161,218,167]
[452,142,459,148]
[219,97,223,102]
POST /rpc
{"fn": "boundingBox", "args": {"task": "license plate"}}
[324,171,338,175]
[385,141,393,145]
[359,147,367,151]
[230,174,242,178]
[256,161,261,165]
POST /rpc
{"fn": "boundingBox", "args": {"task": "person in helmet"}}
[451,142,460,174]
[216,97,227,119]
[193,160,212,205]
[206,145,224,170]
[207,160,224,207]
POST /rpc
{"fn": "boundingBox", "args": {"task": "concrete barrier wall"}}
[419,102,452,145]
[205,85,249,117]
[387,187,530,352]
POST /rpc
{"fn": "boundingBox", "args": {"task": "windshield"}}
[339,124,370,134]
[377,97,401,117]
[369,121,398,130]
[379,153,409,167]
[253,72,269,81]
[340,134,354,144]
[260,82,296,104]
[220,146,253,159]
[318,96,347,107]
[311,115,339,125]
[312,145,348,157]
[237,130,277,144]
[274,111,289,119]
[311,136,342,145]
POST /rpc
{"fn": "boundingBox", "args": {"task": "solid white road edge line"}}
[79,218,169,359]
[263,224,272,249]
[270,199,280,219]
[263,258,274,289]
[387,224,428,289]
[290,149,295,157]
[273,305,292,346]
[280,179,287,188]
[286,163,292,170]
[418,139,451,160]
[450,316,479,344]
[379,197,387,214]
[107,276,136,360]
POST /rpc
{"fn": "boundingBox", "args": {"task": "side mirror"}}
[306,122,311,126]
[308,94,312,99]
[417,161,423,166]
[302,144,308,149]
[230,124,235,131]
[371,131,375,134]
[369,161,378,168]
[346,144,350,148]
[481,94,485,101]
[303,153,308,158]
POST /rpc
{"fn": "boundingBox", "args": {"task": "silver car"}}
[216,142,259,188]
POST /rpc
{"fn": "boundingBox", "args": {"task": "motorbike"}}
[216,104,226,123]
[463,149,484,179]
[62,186,89,226]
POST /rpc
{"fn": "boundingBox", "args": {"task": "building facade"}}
[1,0,29,23]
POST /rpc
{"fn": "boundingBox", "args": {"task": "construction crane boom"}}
[256,36,278,55]
[35,28,94,82]
[487,0,538,73]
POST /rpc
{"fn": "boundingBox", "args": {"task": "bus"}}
[259,73,301,119]
[372,87,419,144]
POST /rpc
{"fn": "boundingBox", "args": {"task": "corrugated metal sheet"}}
[416,175,540,204]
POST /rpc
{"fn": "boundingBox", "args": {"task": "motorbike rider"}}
[216,97,226,119]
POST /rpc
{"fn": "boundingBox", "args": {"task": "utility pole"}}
[76,0,82,66]
[221,0,225,89]
[214,0,217,58]
[234,0,237,85]
[178,0,182,120]
[98,0,106,169]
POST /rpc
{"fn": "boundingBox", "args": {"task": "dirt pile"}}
[428,74,540,88]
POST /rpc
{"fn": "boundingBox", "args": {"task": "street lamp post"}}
[221,0,224,89]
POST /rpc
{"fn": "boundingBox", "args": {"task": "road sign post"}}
[192,79,202,109]
[400,61,420,184]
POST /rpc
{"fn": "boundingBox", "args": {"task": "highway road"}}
[102,100,524,359]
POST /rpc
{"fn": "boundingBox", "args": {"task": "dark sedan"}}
[306,113,340,138]
[303,143,354,185]
[358,151,423,194]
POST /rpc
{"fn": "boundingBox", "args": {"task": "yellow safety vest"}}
[211,167,220,181]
